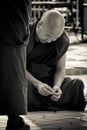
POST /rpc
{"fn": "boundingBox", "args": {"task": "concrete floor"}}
[0,109,87,130]
[26,111,87,130]
[66,43,87,75]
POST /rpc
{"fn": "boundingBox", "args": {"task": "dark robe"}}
[27,21,86,111]
[0,0,30,115]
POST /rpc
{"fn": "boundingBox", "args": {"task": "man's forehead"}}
[43,25,59,36]
[44,29,60,39]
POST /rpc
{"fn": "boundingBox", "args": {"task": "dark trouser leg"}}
[28,83,47,111]
[58,77,86,111]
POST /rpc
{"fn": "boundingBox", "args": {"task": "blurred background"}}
[28,0,87,43]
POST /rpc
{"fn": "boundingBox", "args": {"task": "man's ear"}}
[37,20,42,29]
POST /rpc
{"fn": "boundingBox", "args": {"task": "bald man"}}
[27,10,86,111]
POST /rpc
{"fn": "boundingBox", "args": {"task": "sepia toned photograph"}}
[0,0,87,130]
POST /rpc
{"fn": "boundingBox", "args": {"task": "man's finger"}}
[45,85,54,94]
[53,92,60,96]
[51,95,61,101]
[40,87,52,96]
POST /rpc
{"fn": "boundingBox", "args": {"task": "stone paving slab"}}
[1,111,87,130]
[66,43,87,75]
[25,111,87,130]
[0,116,7,130]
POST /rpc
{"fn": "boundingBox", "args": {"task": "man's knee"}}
[72,78,85,89]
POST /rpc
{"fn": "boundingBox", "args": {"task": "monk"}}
[27,10,86,111]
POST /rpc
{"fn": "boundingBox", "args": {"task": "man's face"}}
[36,21,58,44]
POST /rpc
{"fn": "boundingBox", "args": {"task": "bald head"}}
[41,10,65,37]
[36,10,65,43]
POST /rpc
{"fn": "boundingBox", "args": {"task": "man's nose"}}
[47,39,52,43]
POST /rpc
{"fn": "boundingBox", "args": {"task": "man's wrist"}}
[53,85,60,89]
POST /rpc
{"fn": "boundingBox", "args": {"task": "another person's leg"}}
[6,115,30,130]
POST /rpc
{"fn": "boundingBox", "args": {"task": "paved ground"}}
[26,111,87,130]
[0,33,87,130]
[1,110,87,130]
[66,43,87,75]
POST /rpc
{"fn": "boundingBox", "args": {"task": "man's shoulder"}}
[56,31,70,46]
[55,30,70,54]
[60,31,69,42]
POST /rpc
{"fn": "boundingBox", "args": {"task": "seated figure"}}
[26,9,86,111]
